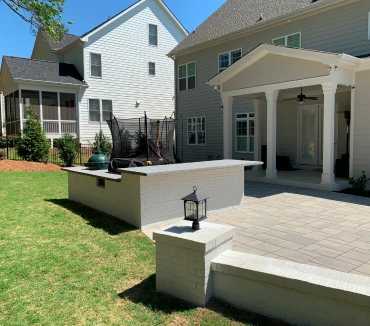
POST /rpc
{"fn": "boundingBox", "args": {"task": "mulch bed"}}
[337,188,370,198]
[0,159,63,172]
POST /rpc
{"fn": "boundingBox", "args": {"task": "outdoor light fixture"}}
[181,186,209,230]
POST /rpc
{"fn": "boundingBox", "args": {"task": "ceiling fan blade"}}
[305,97,318,100]
[283,98,298,101]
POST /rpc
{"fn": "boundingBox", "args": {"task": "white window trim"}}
[88,99,113,123]
[148,62,156,76]
[218,48,242,72]
[235,113,254,153]
[148,23,158,47]
[272,31,301,48]
[90,53,102,78]
[187,116,206,146]
[178,61,196,92]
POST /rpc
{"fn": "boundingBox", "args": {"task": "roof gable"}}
[81,0,187,42]
[170,0,351,56]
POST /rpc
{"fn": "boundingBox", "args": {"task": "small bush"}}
[91,131,112,157]
[56,134,80,167]
[16,109,50,162]
[349,171,369,195]
[0,152,6,160]
[0,137,9,148]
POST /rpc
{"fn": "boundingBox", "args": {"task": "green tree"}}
[55,133,80,167]
[16,108,50,162]
[92,130,112,157]
[2,0,72,42]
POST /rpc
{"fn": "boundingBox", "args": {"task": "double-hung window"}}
[187,117,206,145]
[89,99,112,122]
[272,32,301,48]
[149,24,158,46]
[149,62,155,76]
[218,49,242,72]
[235,113,254,153]
[90,53,102,77]
[179,62,196,91]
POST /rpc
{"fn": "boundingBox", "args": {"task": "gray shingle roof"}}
[45,33,80,50]
[4,56,87,86]
[170,0,330,55]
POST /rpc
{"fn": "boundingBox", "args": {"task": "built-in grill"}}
[85,151,110,170]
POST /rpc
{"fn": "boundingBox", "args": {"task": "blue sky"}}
[0,0,226,59]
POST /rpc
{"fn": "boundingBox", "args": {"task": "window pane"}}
[237,137,247,152]
[231,49,242,64]
[149,24,157,35]
[188,76,196,90]
[188,132,196,144]
[102,111,111,121]
[273,37,286,46]
[201,117,206,131]
[287,33,300,48]
[249,120,255,136]
[219,53,229,70]
[149,62,155,75]
[89,99,100,111]
[198,132,206,144]
[91,53,101,66]
[149,35,158,46]
[89,111,100,122]
[179,65,186,78]
[102,100,112,112]
[179,78,187,91]
[236,113,247,119]
[187,62,196,76]
[250,137,255,152]
[91,65,102,77]
[236,121,247,136]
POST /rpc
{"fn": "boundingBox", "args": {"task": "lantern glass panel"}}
[185,201,198,221]
[198,200,206,220]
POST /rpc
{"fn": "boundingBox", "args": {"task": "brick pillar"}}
[153,221,235,306]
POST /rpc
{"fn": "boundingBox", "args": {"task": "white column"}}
[57,92,61,135]
[252,99,263,170]
[265,90,279,178]
[19,89,23,133]
[39,91,43,128]
[222,96,234,159]
[349,85,355,178]
[321,83,337,186]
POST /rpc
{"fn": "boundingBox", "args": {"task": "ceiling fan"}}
[283,87,318,104]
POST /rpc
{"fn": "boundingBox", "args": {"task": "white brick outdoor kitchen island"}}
[63,160,262,229]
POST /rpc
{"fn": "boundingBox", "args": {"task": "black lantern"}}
[181,186,209,230]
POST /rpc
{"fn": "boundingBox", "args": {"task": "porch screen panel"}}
[42,92,58,120]
[301,109,316,160]
[22,90,40,117]
[14,91,20,120]
[60,93,76,120]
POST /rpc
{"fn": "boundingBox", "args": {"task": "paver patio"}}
[206,182,370,276]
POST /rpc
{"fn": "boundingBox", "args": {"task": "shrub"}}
[349,171,369,195]
[0,136,9,148]
[0,152,6,160]
[56,134,80,167]
[16,109,50,162]
[92,130,112,157]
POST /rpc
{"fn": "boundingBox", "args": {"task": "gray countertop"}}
[63,160,263,179]
[118,159,263,176]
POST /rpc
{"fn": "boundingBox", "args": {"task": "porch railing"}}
[42,120,77,135]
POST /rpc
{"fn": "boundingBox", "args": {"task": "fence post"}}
[80,143,82,166]
[6,135,9,158]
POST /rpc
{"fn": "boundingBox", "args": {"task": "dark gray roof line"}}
[45,33,80,50]
[4,56,87,86]
[170,0,330,55]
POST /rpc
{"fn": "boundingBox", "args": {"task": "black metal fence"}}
[0,137,95,166]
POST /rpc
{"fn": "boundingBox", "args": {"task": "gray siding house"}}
[0,0,187,143]
[170,0,370,191]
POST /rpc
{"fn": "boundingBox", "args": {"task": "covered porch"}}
[208,44,361,191]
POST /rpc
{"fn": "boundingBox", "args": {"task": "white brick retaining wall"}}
[154,222,370,326]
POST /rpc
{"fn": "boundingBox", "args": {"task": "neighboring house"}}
[169,0,370,190]
[0,0,187,143]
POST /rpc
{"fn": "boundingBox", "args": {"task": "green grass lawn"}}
[0,172,288,326]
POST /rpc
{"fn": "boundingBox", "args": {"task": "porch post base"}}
[321,173,335,185]
[265,169,278,179]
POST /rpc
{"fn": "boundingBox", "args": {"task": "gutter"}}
[14,78,89,88]
[169,0,358,58]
